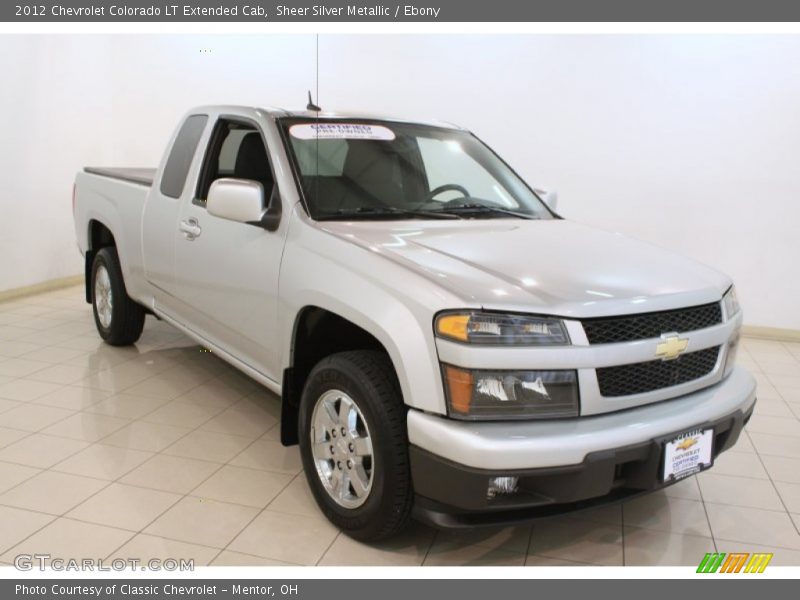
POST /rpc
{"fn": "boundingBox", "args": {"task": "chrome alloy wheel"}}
[94,265,113,329]
[310,389,374,509]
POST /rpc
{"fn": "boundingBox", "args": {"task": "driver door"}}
[170,117,285,382]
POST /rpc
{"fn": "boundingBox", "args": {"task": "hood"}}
[319,219,730,318]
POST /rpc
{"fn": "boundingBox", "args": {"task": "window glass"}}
[196,120,273,203]
[160,115,208,199]
[293,139,349,176]
[417,137,518,207]
[281,118,551,221]
[218,129,250,173]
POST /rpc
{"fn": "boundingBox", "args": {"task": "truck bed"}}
[84,167,155,187]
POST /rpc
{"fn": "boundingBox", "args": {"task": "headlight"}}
[441,365,579,420]
[435,311,569,345]
[722,286,741,320]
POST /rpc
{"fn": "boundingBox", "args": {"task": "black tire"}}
[298,350,413,541]
[90,247,145,346]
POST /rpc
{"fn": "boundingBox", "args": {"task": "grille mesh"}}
[596,346,721,397]
[582,302,722,344]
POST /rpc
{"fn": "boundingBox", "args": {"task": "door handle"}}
[179,218,202,240]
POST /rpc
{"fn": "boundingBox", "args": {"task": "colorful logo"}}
[697,552,773,573]
[656,333,690,360]
[675,437,698,451]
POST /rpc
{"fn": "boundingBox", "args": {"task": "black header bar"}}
[4,1,800,23]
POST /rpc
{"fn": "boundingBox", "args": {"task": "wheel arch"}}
[84,220,117,303]
[280,305,404,447]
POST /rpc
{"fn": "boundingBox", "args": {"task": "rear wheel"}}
[298,350,413,541]
[91,247,145,346]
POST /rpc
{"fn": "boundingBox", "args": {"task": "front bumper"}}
[408,366,756,528]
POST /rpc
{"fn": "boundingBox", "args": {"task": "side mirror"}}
[534,188,558,211]
[207,178,281,231]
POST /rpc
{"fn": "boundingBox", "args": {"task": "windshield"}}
[279,118,555,221]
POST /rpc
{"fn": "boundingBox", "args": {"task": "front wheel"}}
[91,247,145,346]
[298,350,413,541]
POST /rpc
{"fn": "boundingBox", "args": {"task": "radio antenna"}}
[306,90,321,112]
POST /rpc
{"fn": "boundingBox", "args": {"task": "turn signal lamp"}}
[435,311,569,345]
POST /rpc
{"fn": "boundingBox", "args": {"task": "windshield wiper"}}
[316,206,462,221]
[432,203,535,219]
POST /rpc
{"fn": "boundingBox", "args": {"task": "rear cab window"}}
[160,114,208,199]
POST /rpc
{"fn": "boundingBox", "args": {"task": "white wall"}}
[1,34,798,330]
[0,36,114,292]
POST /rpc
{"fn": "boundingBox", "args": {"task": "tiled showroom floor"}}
[0,285,799,567]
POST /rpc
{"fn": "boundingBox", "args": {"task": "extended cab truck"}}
[73,106,756,540]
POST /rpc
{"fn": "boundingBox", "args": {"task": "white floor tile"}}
[228,438,303,474]
[623,493,712,537]
[144,496,259,548]
[0,433,89,468]
[0,428,29,450]
[698,472,785,511]
[52,444,153,480]
[761,455,800,484]
[623,527,715,566]
[0,403,75,432]
[110,534,220,566]
[710,450,769,479]
[0,471,108,515]
[101,421,191,452]
[0,518,133,563]
[228,510,338,565]
[0,461,41,494]
[67,483,182,531]
[528,517,623,566]
[31,385,110,410]
[120,454,221,494]
[323,524,436,566]
[210,550,298,566]
[41,413,131,442]
[191,465,292,508]
[0,505,56,555]
[162,430,254,464]
[0,379,64,402]
[749,432,800,459]
[705,503,800,550]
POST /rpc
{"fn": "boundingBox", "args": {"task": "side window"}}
[160,114,208,199]
[217,129,249,174]
[196,119,274,203]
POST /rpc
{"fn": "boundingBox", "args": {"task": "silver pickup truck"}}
[73,105,756,540]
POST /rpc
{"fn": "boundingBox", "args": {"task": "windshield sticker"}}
[290,123,396,141]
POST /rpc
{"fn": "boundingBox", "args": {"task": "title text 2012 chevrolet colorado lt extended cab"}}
[73,105,756,540]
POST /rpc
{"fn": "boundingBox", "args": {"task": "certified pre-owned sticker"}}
[662,428,713,482]
[289,123,396,141]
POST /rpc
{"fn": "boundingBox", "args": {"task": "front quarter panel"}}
[278,208,471,414]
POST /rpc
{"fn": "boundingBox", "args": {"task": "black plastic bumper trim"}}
[410,400,755,528]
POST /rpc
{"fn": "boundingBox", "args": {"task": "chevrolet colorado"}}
[73,106,755,540]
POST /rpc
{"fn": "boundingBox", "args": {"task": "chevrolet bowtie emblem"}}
[676,437,698,451]
[656,333,689,360]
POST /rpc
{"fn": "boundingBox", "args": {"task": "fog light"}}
[487,476,519,499]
